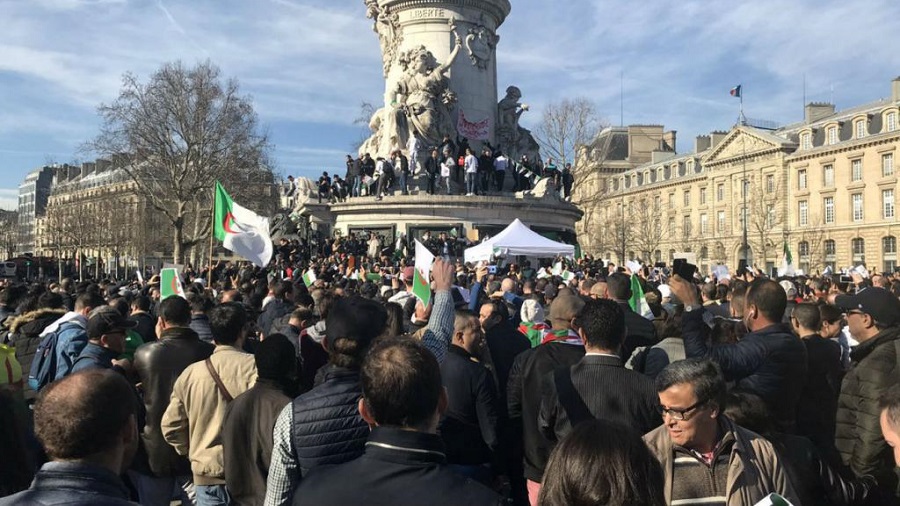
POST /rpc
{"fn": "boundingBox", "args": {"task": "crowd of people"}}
[283,138,575,204]
[2,244,900,505]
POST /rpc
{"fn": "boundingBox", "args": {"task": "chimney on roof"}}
[695,135,711,153]
[661,130,677,152]
[892,77,900,104]
[710,131,728,149]
[805,102,835,124]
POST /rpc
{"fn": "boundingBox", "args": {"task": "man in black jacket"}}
[835,287,900,497]
[440,311,500,484]
[478,300,530,410]
[670,276,807,433]
[128,295,156,343]
[258,281,295,339]
[132,296,214,506]
[538,298,660,443]
[424,148,440,195]
[296,338,500,506]
[507,293,586,504]
[606,273,657,360]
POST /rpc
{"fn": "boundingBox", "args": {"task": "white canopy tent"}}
[463,219,575,262]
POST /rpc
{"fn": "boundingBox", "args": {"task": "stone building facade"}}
[576,77,900,274]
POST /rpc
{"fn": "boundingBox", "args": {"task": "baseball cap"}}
[549,293,585,323]
[835,287,900,327]
[87,306,137,339]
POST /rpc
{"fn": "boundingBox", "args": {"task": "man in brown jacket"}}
[644,359,798,506]
[162,302,257,506]
[222,334,295,505]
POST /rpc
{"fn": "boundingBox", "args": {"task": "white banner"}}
[457,109,491,140]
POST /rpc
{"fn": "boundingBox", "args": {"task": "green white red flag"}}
[213,181,273,268]
[412,240,435,306]
[160,268,185,299]
[302,268,317,287]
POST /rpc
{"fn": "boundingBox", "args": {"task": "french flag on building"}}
[730,85,742,98]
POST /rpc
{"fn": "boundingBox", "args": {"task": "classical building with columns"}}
[575,77,900,274]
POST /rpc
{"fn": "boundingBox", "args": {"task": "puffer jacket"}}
[835,326,900,494]
[644,416,799,506]
[290,365,368,474]
[7,308,66,401]
[258,298,294,338]
[682,309,808,432]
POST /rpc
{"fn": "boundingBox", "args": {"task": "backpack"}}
[28,321,79,392]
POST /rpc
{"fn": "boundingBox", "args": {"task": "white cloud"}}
[0,188,18,211]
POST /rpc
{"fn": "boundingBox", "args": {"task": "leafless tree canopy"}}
[0,210,17,260]
[84,60,275,263]
[534,97,603,166]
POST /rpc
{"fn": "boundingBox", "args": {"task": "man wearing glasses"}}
[644,359,798,505]
[834,287,900,499]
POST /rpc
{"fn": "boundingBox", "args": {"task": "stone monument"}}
[360,0,539,164]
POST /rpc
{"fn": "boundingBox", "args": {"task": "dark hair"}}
[131,295,151,312]
[381,302,404,339]
[656,359,726,410]
[361,338,441,428]
[723,390,773,435]
[746,279,787,323]
[574,298,625,351]
[819,303,842,325]
[701,282,717,301]
[254,333,298,383]
[274,280,294,300]
[791,302,821,331]
[34,369,136,460]
[606,273,632,300]
[538,419,666,506]
[879,385,900,431]
[326,296,387,369]
[208,302,248,345]
[37,291,64,310]
[158,296,191,327]
[75,292,105,312]
[186,292,214,314]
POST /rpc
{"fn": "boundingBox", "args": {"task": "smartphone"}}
[488,265,498,274]
[839,275,851,283]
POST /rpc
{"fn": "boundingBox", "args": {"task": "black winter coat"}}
[290,365,368,475]
[7,308,66,401]
[507,341,584,482]
[439,345,500,465]
[484,320,530,414]
[682,309,808,433]
[258,299,294,338]
[836,326,900,496]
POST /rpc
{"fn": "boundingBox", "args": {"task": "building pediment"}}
[703,127,794,165]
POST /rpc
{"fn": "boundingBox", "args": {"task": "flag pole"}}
[208,184,215,289]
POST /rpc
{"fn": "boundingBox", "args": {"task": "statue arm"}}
[437,30,463,74]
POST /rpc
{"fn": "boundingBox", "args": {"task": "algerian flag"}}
[160,268,185,299]
[777,241,796,277]
[302,268,317,287]
[561,270,576,282]
[413,240,435,307]
[551,262,563,276]
[214,181,273,268]
[629,274,653,320]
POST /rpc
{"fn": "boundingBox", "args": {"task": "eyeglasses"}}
[844,310,865,317]
[659,399,707,421]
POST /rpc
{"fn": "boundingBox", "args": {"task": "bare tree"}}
[352,101,378,151]
[795,216,827,274]
[745,175,784,269]
[84,60,275,264]
[534,97,604,167]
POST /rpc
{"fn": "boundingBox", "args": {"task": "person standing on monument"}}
[478,147,493,195]
[346,155,362,199]
[394,149,410,196]
[407,133,421,177]
[441,150,455,195]
[464,148,478,197]
[424,148,440,195]
[494,151,509,192]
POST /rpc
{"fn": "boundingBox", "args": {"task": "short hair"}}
[290,307,313,323]
[75,292,105,312]
[819,303,843,325]
[131,295,151,312]
[791,302,821,331]
[580,279,597,293]
[538,419,666,506]
[745,279,787,323]
[701,282,717,301]
[573,298,625,351]
[453,310,478,333]
[186,292,214,314]
[606,273,632,300]
[326,296,386,369]
[34,369,136,460]
[656,359,726,410]
[723,390,773,435]
[274,280,294,300]
[208,302,248,346]
[37,291,64,310]
[361,338,441,428]
[158,296,191,327]
[879,386,900,431]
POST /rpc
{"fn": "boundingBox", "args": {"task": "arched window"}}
[884,236,897,272]
[851,238,865,262]
[700,246,708,259]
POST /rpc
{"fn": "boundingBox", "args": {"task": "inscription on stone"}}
[410,8,444,19]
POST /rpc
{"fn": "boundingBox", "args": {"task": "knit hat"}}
[520,299,545,323]
[254,334,297,381]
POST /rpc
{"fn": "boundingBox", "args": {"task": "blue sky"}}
[2,0,900,210]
